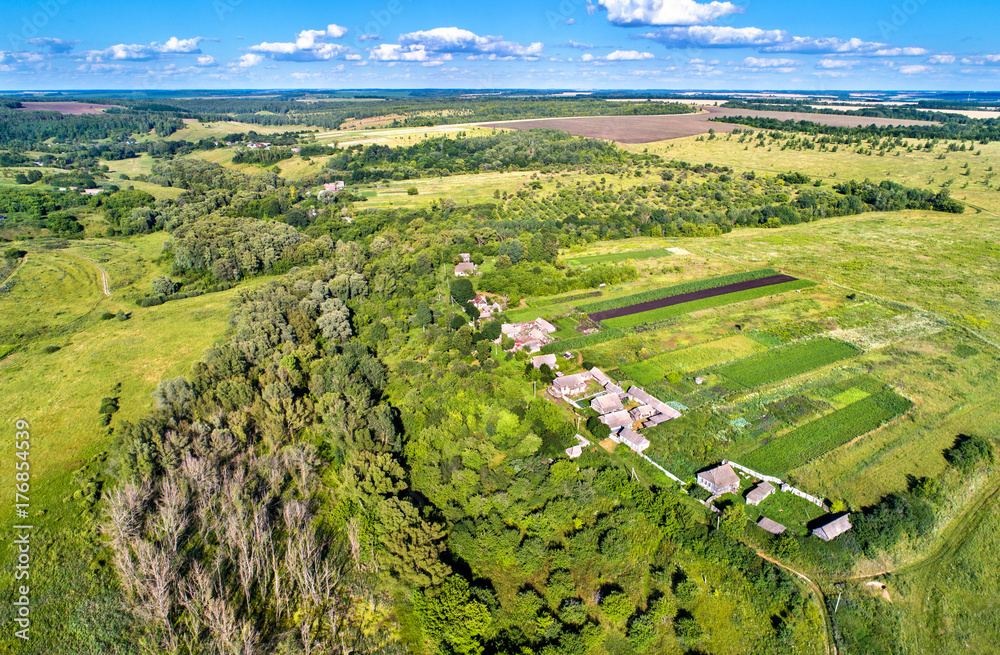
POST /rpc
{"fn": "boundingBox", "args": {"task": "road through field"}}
[757,551,836,655]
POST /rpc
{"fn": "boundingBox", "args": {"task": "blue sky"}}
[1,0,998,90]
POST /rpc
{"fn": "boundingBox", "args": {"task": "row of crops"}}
[742,390,913,472]
[577,268,781,313]
[713,337,861,389]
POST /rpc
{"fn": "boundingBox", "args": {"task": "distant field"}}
[742,390,913,474]
[16,101,118,115]
[478,106,937,143]
[600,278,814,328]
[565,249,670,265]
[714,338,861,389]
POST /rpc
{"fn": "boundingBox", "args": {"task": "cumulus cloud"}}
[599,0,743,26]
[816,58,860,69]
[926,54,955,65]
[961,54,1000,65]
[27,37,78,54]
[638,26,929,56]
[897,64,930,74]
[394,27,543,59]
[606,49,656,60]
[561,40,597,50]
[196,55,216,66]
[739,56,800,68]
[248,25,351,62]
[370,44,447,62]
[237,53,264,68]
[85,37,203,62]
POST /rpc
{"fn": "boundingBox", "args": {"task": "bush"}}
[41,345,61,354]
[4,248,27,260]
[944,434,994,472]
[407,186,419,195]
[100,311,115,320]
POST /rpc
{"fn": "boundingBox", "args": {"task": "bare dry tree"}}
[153,476,190,555]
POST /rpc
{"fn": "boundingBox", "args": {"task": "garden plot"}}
[620,335,767,386]
[827,311,946,350]
[712,337,860,390]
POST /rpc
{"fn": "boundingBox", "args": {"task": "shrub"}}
[944,434,994,472]
[100,311,115,320]
[41,345,61,354]
[407,186,419,195]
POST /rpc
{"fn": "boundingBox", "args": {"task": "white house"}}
[591,393,624,415]
[531,354,558,370]
[696,463,740,495]
[550,373,590,398]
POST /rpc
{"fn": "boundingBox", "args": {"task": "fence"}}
[724,459,829,511]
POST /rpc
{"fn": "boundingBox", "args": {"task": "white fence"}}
[725,460,829,511]
[639,452,685,487]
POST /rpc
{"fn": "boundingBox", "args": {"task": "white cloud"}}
[581,53,595,62]
[599,0,743,26]
[639,26,929,56]
[562,40,596,49]
[606,49,655,60]
[196,55,216,66]
[961,54,1000,65]
[237,53,263,67]
[926,54,955,65]
[740,56,800,68]
[345,53,362,61]
[817,58,859,69]
[248,25,352,62]
[898,64,930,74]
[85,37,204,62]
[370,44,444,62]
[394,27,543,59]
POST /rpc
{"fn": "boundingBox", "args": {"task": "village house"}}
[812,514,853,541]
[530,354,557,370]
[549,372,591,399]
[757,517,787,535]
[566,434,591,459]
[455,262,477,276]
[459,253,471,263]
[589,367,611,387]
[613,428,650,454]
[629,404,656,421]
[627,386,683,420]
[696,462,741,495]
[470,294,502,320]
[600,409,633,431]
[323,181,346,192]
[591,393,624,415]
[81,188,103,195]
[745,481,775,506]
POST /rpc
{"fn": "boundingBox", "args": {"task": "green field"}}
[620,334,767,385]
[600,278,815,328]
[714,337,861,390]
[742,390,914,474]
[565,248,670,265]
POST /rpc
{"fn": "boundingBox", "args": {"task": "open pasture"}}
[16,101,118,114]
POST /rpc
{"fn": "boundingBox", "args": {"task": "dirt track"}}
[588,274,797,321]
[479,106,938,144]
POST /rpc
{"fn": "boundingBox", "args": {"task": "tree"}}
[318,298,353,342]
[151,276,174,296]
[407,186,419,195]
[450,278,475,306]
[415,301,433,328]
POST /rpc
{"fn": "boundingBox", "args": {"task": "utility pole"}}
[834,591,842,613]
[533,381,536,398]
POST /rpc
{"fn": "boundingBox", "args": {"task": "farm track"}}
[0,254,27,288]
[588,274,797,321]
[757,551,836,655]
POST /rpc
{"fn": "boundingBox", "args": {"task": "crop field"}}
[564,248,670,265]
[591,273,799,322]
[16,101,117,114]
[480,106,937,143]
[599,278,814,328]
[620,335,767,385]
[741,390,913,474]
[713,338,862,390]
[579,269,780,314]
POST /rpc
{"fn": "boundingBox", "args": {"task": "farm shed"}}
[600,410,633,431]
[589,367,612,386]
[591,393,625,415]
[630,404,656,421]
[615,428,650,454]
[746,481,775,506]
[812,514,853,541]
[455,262,477,276]
[534,318,558,334]
[697,463,740,495]
[757,517,787,535]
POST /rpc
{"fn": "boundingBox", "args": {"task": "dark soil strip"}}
[588,274,798,321]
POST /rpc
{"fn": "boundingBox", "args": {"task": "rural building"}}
[644,414,672,427]
[550,373,591,398]
[82,188,103,195]
[323,181,346,192]
[629,404,656,421]
[455,262,477,276]
[591,393,624,415]
[499,321,556,352]
[812,514,853,541]
[600,409,633,431]
[534,318,557,334]
[615,428,650,454]
[604,382,625,397]
[757,517,787,535]
[589,367,611,387]
[697,463,740,495]
[627,386,683,420]
[531,354,558,370]
[470,294,502,320]
[746,481,775,506]
[566,434,591,459]
[459,253,471,263]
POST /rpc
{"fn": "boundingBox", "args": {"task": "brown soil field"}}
[588,274,798,321]
[16,101,118,115]
[479,106,938,144]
